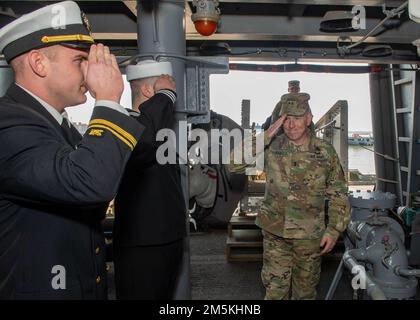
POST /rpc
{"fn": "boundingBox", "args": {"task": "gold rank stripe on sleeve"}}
[88,124,135,151]
[41,34,94,43]
[89,119,137,146]
[88,119,138,151]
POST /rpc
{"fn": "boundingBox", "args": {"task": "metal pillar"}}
[389,64,420,206]
[314,101,348,177]
[0,62,14,96]
[137,0,190,299]
[369,69,400,198]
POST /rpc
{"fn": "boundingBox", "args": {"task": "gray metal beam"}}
[0,60,13,96]
[405,67,420,205]
[185,33,418,44]
[192,15,420,42]
[370,69,401,198]
[94,32,419,45]
[204,0,405,6]
[188,46,419,64]
[73,1,420,46]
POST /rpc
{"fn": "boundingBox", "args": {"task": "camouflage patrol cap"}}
[279,92,311,117]
[288,80,300,86]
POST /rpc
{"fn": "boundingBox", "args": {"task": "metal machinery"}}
[1,0,420,300]
[187,111,247,228]
[327,190,420,299]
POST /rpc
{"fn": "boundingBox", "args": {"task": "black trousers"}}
[113,239,184,300]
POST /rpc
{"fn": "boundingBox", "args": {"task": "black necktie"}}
[61,118,79,147]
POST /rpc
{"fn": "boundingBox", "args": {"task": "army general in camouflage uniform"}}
[261,80,300,131]
[229,92,349,300]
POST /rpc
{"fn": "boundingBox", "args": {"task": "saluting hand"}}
[83,44,124,103]
[266,115,286,139]
[154,74,176,93]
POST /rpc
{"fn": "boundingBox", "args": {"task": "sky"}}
[208,69,372,132]
[67,68,372,132]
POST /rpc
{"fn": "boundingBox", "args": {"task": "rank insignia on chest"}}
[313,149,326,161]
[271,150,288,156]
[310,153,324,158]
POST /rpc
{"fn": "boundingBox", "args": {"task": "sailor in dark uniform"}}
[0,1,144,299]
[113,60,187,299]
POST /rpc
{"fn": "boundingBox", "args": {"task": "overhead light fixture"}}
[362,45,393,57]
[320,11,358,33]
[191,0,220,36]
[409,0,420,23]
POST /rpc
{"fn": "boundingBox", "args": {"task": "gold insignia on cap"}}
[41,34,94,43]
[81,11,92,36]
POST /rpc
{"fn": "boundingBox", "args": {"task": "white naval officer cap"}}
[0,1,94,63]
[126,60,173,82]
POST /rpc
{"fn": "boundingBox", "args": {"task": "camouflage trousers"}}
[261,230,321,300]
